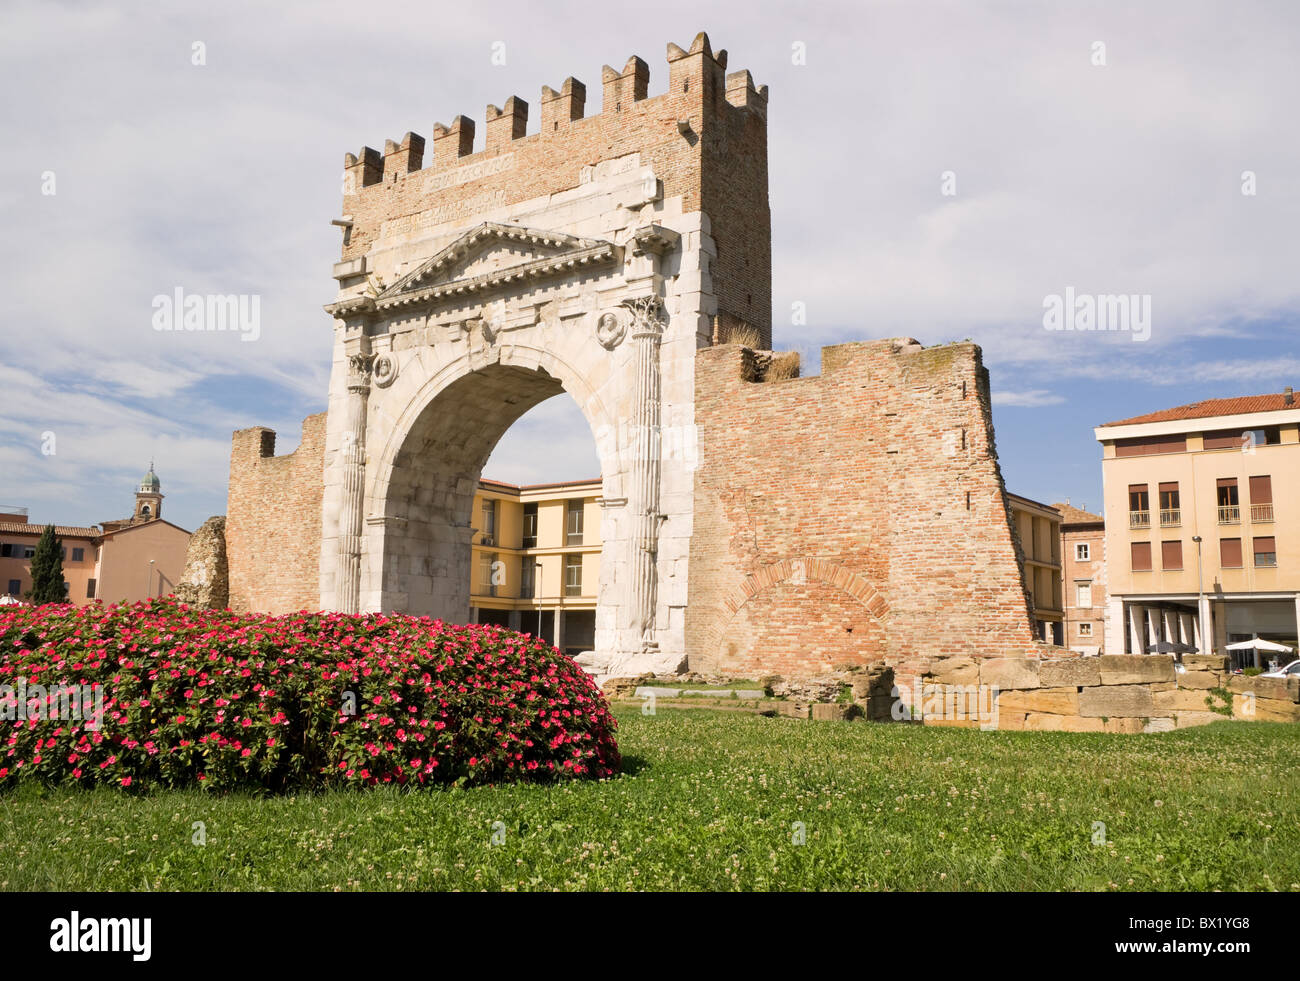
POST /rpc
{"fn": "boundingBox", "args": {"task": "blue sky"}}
[2,0,1297,532]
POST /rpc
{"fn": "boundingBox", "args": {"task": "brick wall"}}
[687,338,1051,687]
[226,414,327,613]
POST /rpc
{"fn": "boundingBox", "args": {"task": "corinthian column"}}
[336,353,372,614]
[625,296,665,653]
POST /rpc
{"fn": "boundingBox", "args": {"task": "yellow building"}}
[1007,493,1064,644]
[469,478,602,656]
[1095,389,1300,664]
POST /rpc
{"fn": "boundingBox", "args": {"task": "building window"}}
[1217,479,1240,524]
[566,500,584,546]
[1115,435,1187,457]
[564,553,583,596]
[1253,536,1277,568]
[1078,622,1093,637]
[22,547,34,559]
[1075,543,1090,561]
[86,578,96,599]
[480,499,496,545]
[0,544,12,558]
[1204,426,1280,450]
[519,558,535,599]
[1161,540,1183,570]
[6,579,19,596]
[1128,485,1150,528]
[1249,475,1274,523]
[522,502,538,548]
[479,553,498,595]
[1219,537,1243,568]
[1158,482,1180,526]
[1130,541,1152,572]
[71,547,84,562]
[1075,581,1092,608]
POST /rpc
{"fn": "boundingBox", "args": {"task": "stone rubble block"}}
[1098,654,1175,685]
[1078,684,1154,718]
[979,657,1041,690]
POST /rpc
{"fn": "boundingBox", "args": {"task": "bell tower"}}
[134,462,163,522]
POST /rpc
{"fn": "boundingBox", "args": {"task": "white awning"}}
[1225,638,1294,653]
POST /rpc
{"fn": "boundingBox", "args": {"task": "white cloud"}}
[991,389,1067,408]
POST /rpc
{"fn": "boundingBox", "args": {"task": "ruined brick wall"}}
[338,32,769,337]
[687,338,1047,688]
[701,68,771,345]
[226,413,327,613]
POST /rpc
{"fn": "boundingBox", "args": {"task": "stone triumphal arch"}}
[325,217,695,676]
[223,33,1053,685]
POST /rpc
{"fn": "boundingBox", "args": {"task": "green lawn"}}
[2,710,1298,891]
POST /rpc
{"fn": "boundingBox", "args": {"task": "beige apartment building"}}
[1054,502,1107,655]
[0,466,190,605]
[469,478,602,657]
[1007,493,1064,645]
[1095,390,1300,664]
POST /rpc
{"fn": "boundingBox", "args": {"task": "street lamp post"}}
[535,562,544,643]
[146,559,156,600]
[1192,535,1208,657]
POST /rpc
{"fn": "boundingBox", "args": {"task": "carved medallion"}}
[595,310,627,350]
[372,353,398,388]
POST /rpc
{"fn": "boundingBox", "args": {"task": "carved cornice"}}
[323,222,622,323]
[629,224,680,257]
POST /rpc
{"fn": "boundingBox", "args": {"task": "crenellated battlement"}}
[335,31,772,339]
[341,32,766,193]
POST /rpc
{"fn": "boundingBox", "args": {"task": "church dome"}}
[140,465,160,493]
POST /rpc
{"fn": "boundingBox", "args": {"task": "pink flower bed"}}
[0,598,620,792]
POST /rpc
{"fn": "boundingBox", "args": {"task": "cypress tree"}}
[29,525,67,604]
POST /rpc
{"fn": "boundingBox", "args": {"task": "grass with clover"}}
[2,710,1298,891]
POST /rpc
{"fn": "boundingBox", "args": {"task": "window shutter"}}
[1219,538,1242,567]
[1249,475,1273,504]
[1161,540,1183,569]
[1131,541,1152,571]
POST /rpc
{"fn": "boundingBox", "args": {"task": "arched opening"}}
[374,360,609,659]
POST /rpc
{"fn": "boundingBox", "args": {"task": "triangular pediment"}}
[373,222,619,310]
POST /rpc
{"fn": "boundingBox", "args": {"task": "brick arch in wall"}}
[362,341,621,623]
[701,558,892,676]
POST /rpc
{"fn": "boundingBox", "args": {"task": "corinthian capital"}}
[621,295,666,339]
[347,353,375,389]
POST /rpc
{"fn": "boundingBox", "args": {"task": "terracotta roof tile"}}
[1103,391,1296,427]
[1052,502,1104,525]
[0,522,102,538]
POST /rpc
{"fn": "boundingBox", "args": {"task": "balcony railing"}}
[1218,505,1241,525]
[1129,510,1151,529]
[1250,503,1274,523]
[1159,508,1181,527]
